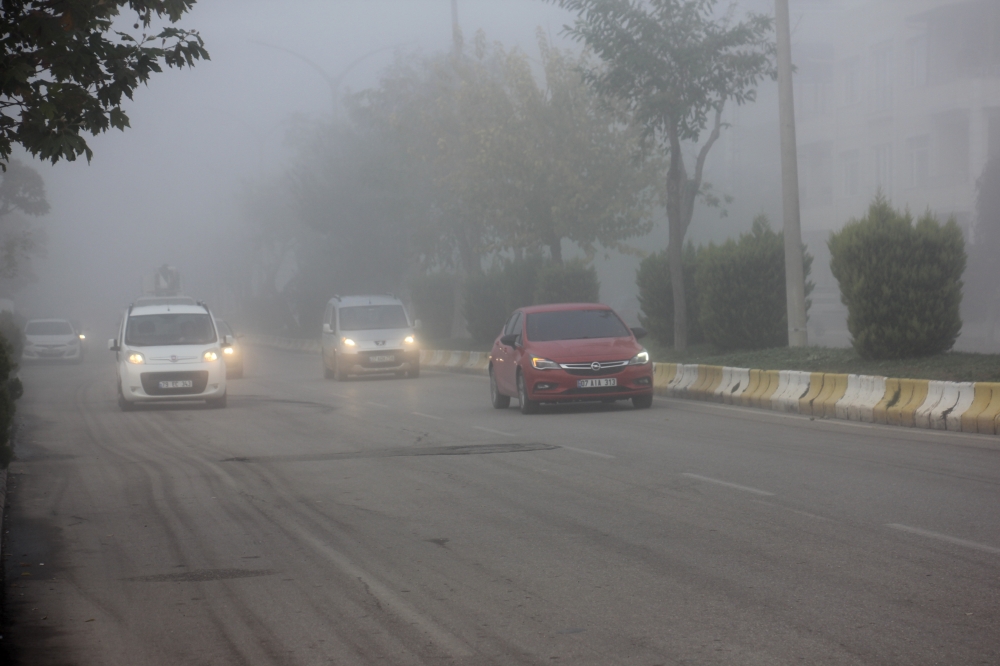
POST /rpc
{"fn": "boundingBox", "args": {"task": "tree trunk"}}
[549,235,563,264]
[666,128,688,351]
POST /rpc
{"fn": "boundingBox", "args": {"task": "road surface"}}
[2,346,998,664]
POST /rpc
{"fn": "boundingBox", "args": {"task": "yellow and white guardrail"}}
[246,336,1000,435]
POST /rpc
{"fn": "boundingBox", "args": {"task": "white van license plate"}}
[159,380,193,389]
[578,378,617,388]
[370,355,395,363]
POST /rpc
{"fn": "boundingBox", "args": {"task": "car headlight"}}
[341,337,356,348]
[223,347,235,355]
[78,333,86,340]
[127,352,145,365]
[629,350,650,365]
[531,357,560,370]
[204,350,219,361]
[404,335,415,344]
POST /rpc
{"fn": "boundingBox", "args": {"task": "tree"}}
[965,156,1000,341]
[0,159,49,287]
[0,0,209,168]
[551,0,775,349]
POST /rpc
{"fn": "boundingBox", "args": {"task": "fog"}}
[10,0,1000,351]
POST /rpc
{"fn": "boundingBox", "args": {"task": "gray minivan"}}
[320,295,420,380]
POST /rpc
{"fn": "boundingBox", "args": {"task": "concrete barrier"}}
[250,336,999,436]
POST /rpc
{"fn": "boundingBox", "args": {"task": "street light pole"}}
[776,0,808,347]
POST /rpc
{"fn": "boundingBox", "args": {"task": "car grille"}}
[559,360,629,376]
[140,371,209,395]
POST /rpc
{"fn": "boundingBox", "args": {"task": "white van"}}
[109,296,230,410]
[321,295,420,380]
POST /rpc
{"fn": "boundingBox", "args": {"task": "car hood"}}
[26,334,76,345]
[338,327,413,342]
[526,337,640,362]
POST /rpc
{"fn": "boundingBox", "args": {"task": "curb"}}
[246,336,1000,436]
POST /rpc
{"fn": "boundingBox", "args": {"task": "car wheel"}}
[335,355,349,381]
[117,385,134,412]
[632,394,653,409]
[408,364,420,379]
[207,392,227,408]
[490,366,510,409]
[323,357,334,380]
[517,371,538,415]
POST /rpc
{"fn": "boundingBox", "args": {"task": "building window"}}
[932,112,970,186]
[842,57,861,106]
[842,150,860,197]
[870,42,893,113]
[873,143,893,196]
[906,136,930,188]
[906,35,928,87]
[799,142,833,208]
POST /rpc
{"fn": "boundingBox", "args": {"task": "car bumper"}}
[522,364,654,402]
[22,347,82,361]
[120,361,226,402]
[339,349,419,375]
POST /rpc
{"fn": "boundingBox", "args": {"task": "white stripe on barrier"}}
[945,383,976,432]
[914,381,947,429]
[713,367,734,402]
[858,376,886,423]
[725,368,750,405]
[836,374,862,420]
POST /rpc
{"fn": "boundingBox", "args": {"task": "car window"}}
[216,320,233,336]
[338,305,409,331]
[25,321,72,335]
[525,309,631,342]
[504,312,523,337]
[125,313,217,346]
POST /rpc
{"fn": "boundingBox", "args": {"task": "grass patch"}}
[646,342,1000,383]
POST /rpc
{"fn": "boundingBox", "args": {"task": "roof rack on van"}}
[133,295,198,307]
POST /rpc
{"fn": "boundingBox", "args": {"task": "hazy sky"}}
[18,0,578,330]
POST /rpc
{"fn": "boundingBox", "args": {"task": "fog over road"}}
[3,346,998,665]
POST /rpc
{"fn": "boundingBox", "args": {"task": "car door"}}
[494,310,523,395]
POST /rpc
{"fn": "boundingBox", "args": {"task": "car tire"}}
[323,357,334,380]
[490,366,510,409]
[335,355,349,381]
[517,371,538,415]
[117,385,134,412]
[632,394,653,409]
[408,364,420,379]
[207,392,227,409]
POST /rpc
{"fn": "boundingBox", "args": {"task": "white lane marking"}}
[887,524,1000,555]
[561,445,615,459]
[290,525,473,657]
[412,412,443,420]
[472,426,515,437]
[681,473,775,496]
[366,401,388,408]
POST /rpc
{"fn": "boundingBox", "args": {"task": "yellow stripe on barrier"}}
[748,369,769,408]
[742,369,761,407]
[758,370,781,408]
[688,365,709,399]
[896,379,930,428]
[976,385,1000,435]
[798,372,825,416]
[652,363,677,394]
[872,378,900,424]
[704,365,725,401]
[960,383,996,433]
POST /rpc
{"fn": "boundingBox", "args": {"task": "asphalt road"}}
[2,345,998,665]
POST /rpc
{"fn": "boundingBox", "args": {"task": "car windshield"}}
[339,305,409,331]
[125,313,216,346]
[526,309,631,342]
[25,321,72,335]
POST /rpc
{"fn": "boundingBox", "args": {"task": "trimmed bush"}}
[462,269,508,344]
[534,258,599,304]
[696,215,813,351]
[0,312,24,469]
[408,272,455,340]
[829,195,966,359]
[636,241,703,346]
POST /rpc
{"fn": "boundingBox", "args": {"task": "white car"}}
[22,318,83,363]
[109,297,230,411]
[321,295,420,380]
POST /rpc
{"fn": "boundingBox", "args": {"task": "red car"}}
[489,303,654,414]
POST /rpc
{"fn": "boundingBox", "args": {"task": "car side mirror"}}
[322,323,332,334]
[413,318,423,330]
[223,334,234,346]
[108,338,120,352]
[631,326,648,340]
[499,333,519,348]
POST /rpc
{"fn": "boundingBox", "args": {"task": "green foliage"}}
[533,259,600,304]
[462,256,599,343]
[0,313,24,468]
[0,160,49,283]
[0,1,209,167]
[696,216,813,351]
[636,242,703,347]
[829,195,966,360]
[408,273,455,340]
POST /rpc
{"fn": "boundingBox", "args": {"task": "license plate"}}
[577,378,617,388]
[370,355,395,363]
[159,380,193,389]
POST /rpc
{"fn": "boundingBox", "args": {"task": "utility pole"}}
[776,0,808,347]
[451,0,462,55]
